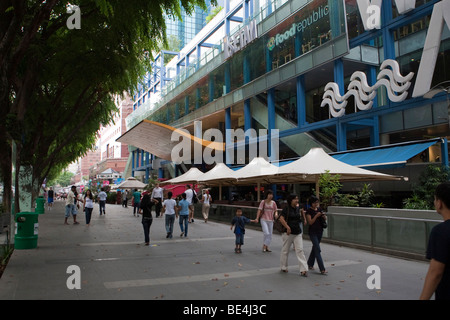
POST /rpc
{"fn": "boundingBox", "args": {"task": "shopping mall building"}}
[118,0,450,203]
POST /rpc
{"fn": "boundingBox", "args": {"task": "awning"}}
[331,139,440,168]
[116,120,224,161]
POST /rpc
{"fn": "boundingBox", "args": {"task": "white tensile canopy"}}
[117,177,147,189]
[275,147,406,195]
[160,167,205,186]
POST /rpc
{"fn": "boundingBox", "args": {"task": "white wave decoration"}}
[321,59,414,117]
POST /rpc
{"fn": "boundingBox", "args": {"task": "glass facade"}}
[129,0,450,181]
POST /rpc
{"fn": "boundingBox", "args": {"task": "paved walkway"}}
[0,200,429,300]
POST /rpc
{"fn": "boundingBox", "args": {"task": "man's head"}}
[434,182,450,217]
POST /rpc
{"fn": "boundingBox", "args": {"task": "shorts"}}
[65,204,76,217]
[48,197,54,203]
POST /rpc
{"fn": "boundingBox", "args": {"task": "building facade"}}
[122,0,450,199]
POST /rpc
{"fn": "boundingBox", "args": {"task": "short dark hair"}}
[168,191,173,199]
[435,182,450,209]
[309,195,319,204]
[181,192,187,199]
[287,193,298,205]
[236,207,243,212]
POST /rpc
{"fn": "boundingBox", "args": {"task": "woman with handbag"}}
[279,193,308,276]
[305,196,327,275]
[255,190,278,252]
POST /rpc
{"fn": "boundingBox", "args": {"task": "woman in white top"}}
[201,190,212,223]
[255,190,278,252]
[163,191,177,239]
[83,190,95,226]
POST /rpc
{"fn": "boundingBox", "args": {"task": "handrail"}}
[325,211,442,223]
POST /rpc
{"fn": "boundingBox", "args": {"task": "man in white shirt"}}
[163,191,177,238]
[185,185,196,223]
[151,183,164,218]
[98,188,107,215]
[64,186,80,225]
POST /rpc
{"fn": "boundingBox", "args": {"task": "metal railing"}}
[206,203,441,259]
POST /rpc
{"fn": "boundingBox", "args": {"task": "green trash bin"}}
[35,196,45,214]
[15,212,39,250]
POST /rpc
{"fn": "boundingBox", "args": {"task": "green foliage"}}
[337,193,359,207]
[318,170,342,211]
[0,0,216,203]
[403,165,450,210]
[403,194,432,210]
[47,171,74,187]
[372,202,385,208]
[206,6,223,23]
[358,183,374,207]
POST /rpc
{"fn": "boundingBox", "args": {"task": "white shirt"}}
[151,187,164,199]
[203,194,211,205]
[185,189,194,204]
[85,197,94,209]
[98,191,107,201]
[163,199,177,215]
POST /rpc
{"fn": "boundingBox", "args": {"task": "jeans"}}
[260,219,273,246]
[179,215,189,236]
[99,200,106,214]
[308,232,325,272]
[85,207,93,224]
[133,202,140,215]
[154,198,162,217]
[235,233,244,245]
[142,218,153,243]
[165,214,175,236]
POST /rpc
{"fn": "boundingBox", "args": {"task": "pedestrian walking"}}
[83,189,94,226]
[151,183,164,218]
[185,185,197,223]
[64,186,80,225]
[122,189,128,207]
[47,187,54,210]
[98,188,107,215]
[420,182,450,300]
[139,194,153,246]
[163,191,177,239]
[306,196,327,275]
[255,190,278,252]
[230,208,257,253]
[132,188,141,217]
[201,189,212,223]
[279,193,308,276]
[177,192,190,237]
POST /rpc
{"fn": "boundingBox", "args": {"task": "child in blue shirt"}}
[231,208,257,253]
[177,193,190,237]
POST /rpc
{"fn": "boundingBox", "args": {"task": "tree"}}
[206,6,223,23]
[317,170,342,211]
[0,0,215,216]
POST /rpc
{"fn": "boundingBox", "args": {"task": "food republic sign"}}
[267,4,329,51]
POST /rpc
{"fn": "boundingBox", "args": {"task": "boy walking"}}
[230,208,257,253]
[420,182,450,300]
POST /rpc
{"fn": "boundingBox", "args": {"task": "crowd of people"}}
[46,181,450,299]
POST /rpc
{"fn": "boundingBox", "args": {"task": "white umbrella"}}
[234,157,280,201]
[117,177,147,189]
[160,167,204,186]
[197,163,239,200]
[275,147,406,196]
